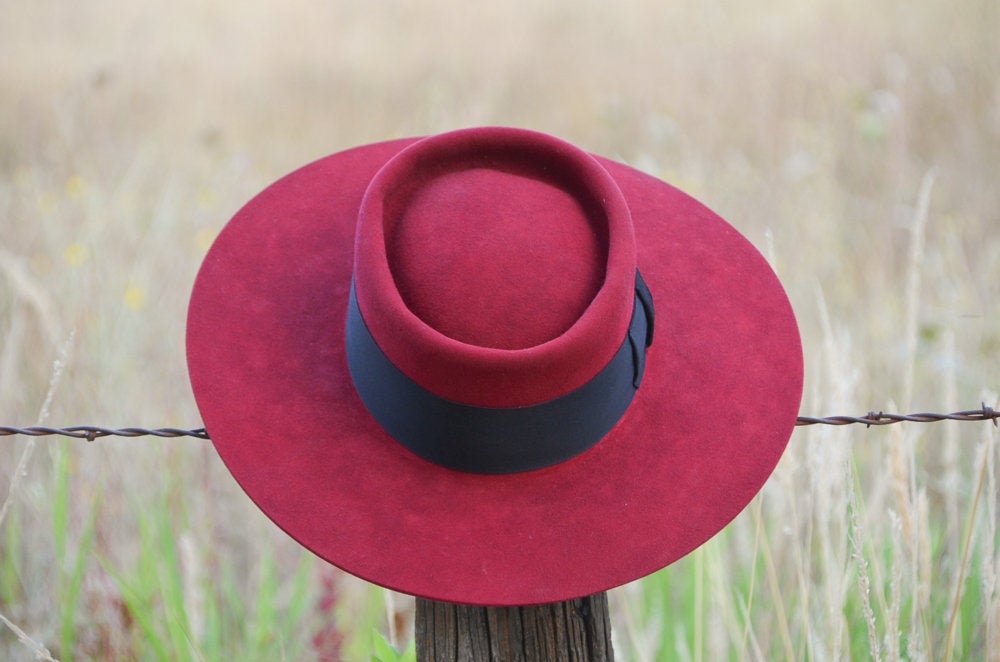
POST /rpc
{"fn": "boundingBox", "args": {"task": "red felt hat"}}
[187,126,802,606]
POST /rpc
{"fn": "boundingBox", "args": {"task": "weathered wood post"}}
[416,593,613,661]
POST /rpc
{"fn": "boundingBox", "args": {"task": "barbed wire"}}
[795,404,998,427]
[0,426,209,441]
[0,405,996,441]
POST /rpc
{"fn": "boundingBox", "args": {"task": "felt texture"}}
[186,127,803,606]
[354,128,637,407]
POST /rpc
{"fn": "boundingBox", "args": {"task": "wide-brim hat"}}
[187,126,802,606]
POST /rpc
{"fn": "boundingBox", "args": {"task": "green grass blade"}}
[152,500,195,659]
[280,552,315,631]
[250,548,278,652]
[59,478,101,660]
[1,507,23,610]
[98,556,171,662]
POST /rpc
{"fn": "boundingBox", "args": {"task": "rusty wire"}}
[794,404,998,428]
[0,426,209,441]
[0,405,997,441]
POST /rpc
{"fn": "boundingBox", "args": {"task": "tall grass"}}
[1,0,998,659]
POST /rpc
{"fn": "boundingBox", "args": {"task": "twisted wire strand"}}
[795,404,999,427]
[0,426,209,441]
[0,405,996,440]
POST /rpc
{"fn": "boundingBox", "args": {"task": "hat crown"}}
[385,161,606,350]
[353,127,638,408]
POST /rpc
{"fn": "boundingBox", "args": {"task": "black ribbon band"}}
[345,272,654,474]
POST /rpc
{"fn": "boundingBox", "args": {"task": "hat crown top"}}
[384,163,607,350]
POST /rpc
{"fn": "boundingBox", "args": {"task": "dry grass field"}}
[1,0,998,659]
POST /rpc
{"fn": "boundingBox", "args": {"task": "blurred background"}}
[1,0,998,659]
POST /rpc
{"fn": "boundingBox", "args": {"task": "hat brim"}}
[187,135,803,606]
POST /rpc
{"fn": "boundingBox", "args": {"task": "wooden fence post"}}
[415,592,614,661]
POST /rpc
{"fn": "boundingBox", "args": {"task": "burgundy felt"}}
[186,127,803,606]
[354,128,637,407]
